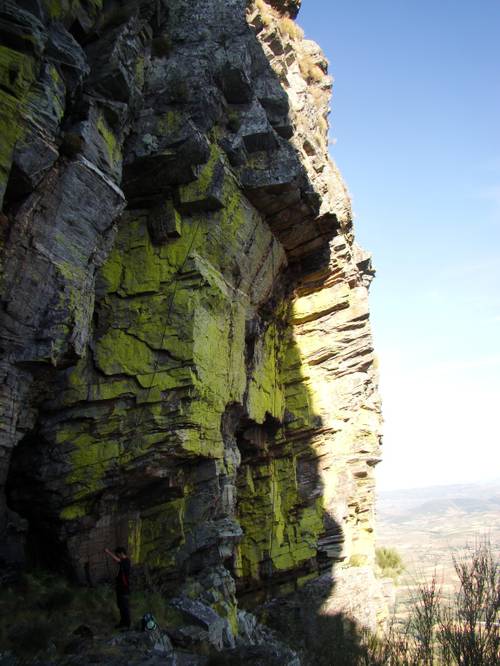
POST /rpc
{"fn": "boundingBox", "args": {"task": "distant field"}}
[376,481,500,617]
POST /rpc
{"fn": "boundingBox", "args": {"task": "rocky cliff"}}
[0,0,383,652]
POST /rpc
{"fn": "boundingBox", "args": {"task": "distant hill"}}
[410,496,500,516]
[378,480,500,521]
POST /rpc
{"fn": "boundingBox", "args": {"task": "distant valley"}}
[376,480,500,614]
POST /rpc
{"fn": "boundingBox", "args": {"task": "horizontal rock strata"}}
[0,0,383,644]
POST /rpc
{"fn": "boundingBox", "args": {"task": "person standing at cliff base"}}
[104,546,131,629]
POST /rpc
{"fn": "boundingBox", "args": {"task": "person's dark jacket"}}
[116,558,131,595]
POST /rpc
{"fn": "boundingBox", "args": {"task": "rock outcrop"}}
[0,0,383,647]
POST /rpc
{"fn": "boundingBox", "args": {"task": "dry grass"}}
[311,86,327,104]
[279,17,304,40]
[254,0,268,11]
[313,131,324,149]
[318,115,328,135]
[253,0,273,27]
[299,54,325,83]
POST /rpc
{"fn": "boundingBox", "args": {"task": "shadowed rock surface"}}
[0,0,383,660]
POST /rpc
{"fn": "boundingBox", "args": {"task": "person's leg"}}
[123,594,131,628]
[117,593,131,628]
[115,592,122,627]
[116,593,125,627]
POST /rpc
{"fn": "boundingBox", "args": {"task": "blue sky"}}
[298,1,500,490]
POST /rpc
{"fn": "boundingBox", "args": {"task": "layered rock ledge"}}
[0,0,383,647]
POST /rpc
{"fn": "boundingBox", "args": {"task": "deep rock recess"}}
[0,0,384,657]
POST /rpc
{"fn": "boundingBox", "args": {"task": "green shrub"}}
[39,584,75,614]
[152,35,173,58]
[132,589,171,628]
[0,572,115,658]
[376,546,405,582]
[168,73,189,103]
[226,109,241,133]
[8,617,54,656]
[349,554,367,567]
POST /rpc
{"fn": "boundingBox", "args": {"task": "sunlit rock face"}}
[0,0,383,638]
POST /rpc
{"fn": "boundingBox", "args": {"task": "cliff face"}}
[0,0,383,643]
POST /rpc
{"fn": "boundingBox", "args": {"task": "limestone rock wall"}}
[0,0,382,635]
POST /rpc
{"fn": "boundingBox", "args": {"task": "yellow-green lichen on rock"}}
[0,46,38,206]
[97,113,122,169]
[45,0,103,22]
[246,319,286,424]
[55,158,287,549]
[0,0,384,640]
[94,328,158,377]
[177,143,226,212]
[234,452,325,582]
[56,426,120,503]
[129,498,186,569]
